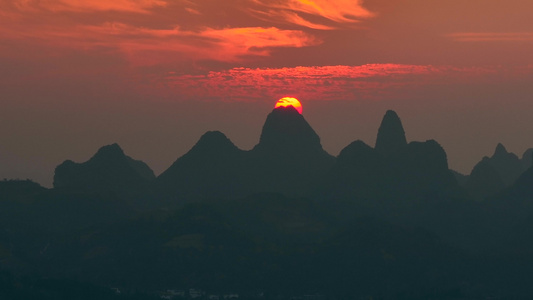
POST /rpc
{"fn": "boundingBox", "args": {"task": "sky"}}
[1,0,533,187]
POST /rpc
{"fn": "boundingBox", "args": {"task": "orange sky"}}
[1,0,533,186]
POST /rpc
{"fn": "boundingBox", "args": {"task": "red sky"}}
[1,0,533,186]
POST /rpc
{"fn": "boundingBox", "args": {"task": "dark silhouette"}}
[465,143,526,199]
[157,106,334,201]
[54,143,155,197]
[2,107,533,299]
[0,179,47,199]
[450,169,469,186]
[507,151,533,200]
[326,140,383,198]
[487,143,524,186]
[157,131,247,200]
[325,110,458,201]
[374,110,407,157]
[465,157,506,200]
[522,148,533,169]
[247,105,334,196]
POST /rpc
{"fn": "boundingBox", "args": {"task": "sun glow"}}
[275,97,303,114]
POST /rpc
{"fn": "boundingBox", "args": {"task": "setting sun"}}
[274,97,303,114]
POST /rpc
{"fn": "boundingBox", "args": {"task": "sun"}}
[274,97,303,114]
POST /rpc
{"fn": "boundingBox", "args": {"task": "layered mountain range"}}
[3,106,533,298]
[51,106,533,203]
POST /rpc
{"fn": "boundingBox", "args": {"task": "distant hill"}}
[247,106,335,196]
[2,108,533,299]
[157,131,249,201]
[157,106,334,201]
[465,143,526,199]
[326,110,459,201]
[54,143,155,197]
[0,179,47,200]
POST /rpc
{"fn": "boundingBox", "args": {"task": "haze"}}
[1,0,533,186]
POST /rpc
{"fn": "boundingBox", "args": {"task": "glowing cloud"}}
[13,0,167,13]
[0,20,319,65]
[251,0,374,29]
[157,64,501,101]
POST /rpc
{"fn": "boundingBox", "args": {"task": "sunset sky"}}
[1,0,533,186]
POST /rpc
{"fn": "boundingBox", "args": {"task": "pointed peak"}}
[92,143,126,160]
[384,109,400,119]
[493,143,508,156]
[375,110,407,156]
[255,105,322,152]
[199,130,229,142]
[341,140,373,153]
[191,131,239,154]
[338,140,375,158]
[196,131,234,146]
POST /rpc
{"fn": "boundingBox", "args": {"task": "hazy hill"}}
[157,131,249,201]
[157,106,335,201]
[325,110,459,201]
[2,108,533,299]
[465,143,526,199]
[54,143,155,198]
[247,106,335,196]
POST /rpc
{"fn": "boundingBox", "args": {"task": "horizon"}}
[3,104,531,188]
[2,0,533,187]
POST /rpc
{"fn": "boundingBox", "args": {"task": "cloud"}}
[13,0,167,13]
[448,32,533,42]
[250,0,374,29]
[0,20,319,65]
[82,23,320,63]
[154,64,500,101]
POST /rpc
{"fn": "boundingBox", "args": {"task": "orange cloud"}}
[84,23,319,63]
[448,32,533,42]
[251,0,374,29]
[13,0,166,13]
[0,18,319,65]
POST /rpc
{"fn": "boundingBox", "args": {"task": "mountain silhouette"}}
[253,105,324,153]
[489,143,524,186]
[508,163,533,199]
[53,143,155,196]
[0,179,47,200]
[465,157,505,200]
[6,106,533,299]
[398,140,457,193]
[375,110,407,157]
[465,143,525,199]
[327,110,458,200]
[156,106,335,200]
[157,131,248,200]
[248,106,335,196]
[326,140,383,198]
[451,170,469,186]
[522,148,533,169]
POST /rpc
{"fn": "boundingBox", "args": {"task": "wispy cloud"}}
[0,20,319,65]
[85,23,319,63]
[13,0,167,13]
[250,0,374,29]
[448,32,533,42]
